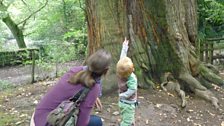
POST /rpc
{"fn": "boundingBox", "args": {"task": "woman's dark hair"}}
[69,49,111,87]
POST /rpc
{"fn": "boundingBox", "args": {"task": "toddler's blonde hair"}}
[116,57,134,78]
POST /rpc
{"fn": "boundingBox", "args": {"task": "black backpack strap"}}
[69,87,90,103]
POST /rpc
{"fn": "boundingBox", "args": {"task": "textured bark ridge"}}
[86,0,224,109]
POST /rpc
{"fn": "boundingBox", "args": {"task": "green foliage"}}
[0,80,14,91]
[0,22,10,51]
[28,0,88,62]
[0,39,4,51]
[35,39,86,69]
[63,29,87,53]
[29,0,86,41]
[0,49,38,67]
[0,0,87,68]
[198,0,224,37]
[0,111,16,126]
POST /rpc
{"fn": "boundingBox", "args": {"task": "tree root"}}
[179,72,207,91]
[160,71,221,110]
[161,72,186,108]
[194,89,219,109]
[203,63,219,74]
[161,81,186,108]
[178,72,220,109]
[199,65,224,87]
[196,75,213,89]
[145,78,155,89]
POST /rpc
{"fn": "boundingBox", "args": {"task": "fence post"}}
[209,43,214,64]
[200,42,204,61]
[31,49,35,83]
[205,43,209,63]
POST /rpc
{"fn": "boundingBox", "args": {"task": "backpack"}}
[47,87,90,126]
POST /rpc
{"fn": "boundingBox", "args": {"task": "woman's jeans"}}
[88,115,103,126]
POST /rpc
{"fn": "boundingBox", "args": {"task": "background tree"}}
[86,0,224,108]
[0,0,87,79]
[0,0,48,48]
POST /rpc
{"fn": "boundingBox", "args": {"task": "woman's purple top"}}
[34,66,100,126]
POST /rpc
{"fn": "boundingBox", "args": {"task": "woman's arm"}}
[76,85,100,126]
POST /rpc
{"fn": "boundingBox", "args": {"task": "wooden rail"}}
[200,37,224,64]
[206,37,224,41]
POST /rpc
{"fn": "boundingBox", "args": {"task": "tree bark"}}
[2,15,26,48]
[85,0,224,107]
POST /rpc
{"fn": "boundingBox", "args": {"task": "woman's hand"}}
[95,97,102,111]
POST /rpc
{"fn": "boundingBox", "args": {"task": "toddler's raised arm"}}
[119,37,129,59]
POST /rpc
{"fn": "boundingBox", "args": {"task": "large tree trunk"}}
[86,0,224,108]
[2,15,27,48]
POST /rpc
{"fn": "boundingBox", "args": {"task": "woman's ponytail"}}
[68,49,111,87]
[68,70,95,87]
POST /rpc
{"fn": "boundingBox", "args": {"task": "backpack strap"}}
[69,87,90,104]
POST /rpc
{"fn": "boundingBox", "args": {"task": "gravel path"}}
[0,61,82,85]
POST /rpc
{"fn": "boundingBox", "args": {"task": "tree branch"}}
[0,1,8,11]
[17,0,48,27]
[78,0,85,11]
[21,0,27,6]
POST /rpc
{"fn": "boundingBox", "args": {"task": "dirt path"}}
[0,79,223,126]
[0,63,224,126]
[0,61,82,85]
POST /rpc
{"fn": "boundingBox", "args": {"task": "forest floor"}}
[0,62,224,126]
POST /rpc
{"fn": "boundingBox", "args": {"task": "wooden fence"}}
[0,48,39,83]
[200,37,224,64]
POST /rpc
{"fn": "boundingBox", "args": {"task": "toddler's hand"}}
[123,37,129,46]
[119,93,127,99]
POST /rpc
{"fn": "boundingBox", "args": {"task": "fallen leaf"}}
[33,100,38,104]
[155,104,162,108]
[111,103,117,105]
[19,114,27,118]
[138,96,144,99]
[112,111,119,115]
[117,118,121,122]
[187,117,191,122]
[193,123,201,126]
[206,110,215,116]
[15,121,23,125]
[167,92,174,97]
[145,119,149,124]
[187,109,194,113]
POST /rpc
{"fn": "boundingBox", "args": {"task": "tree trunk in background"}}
[85,0,223,95]
[2,15,27,48]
